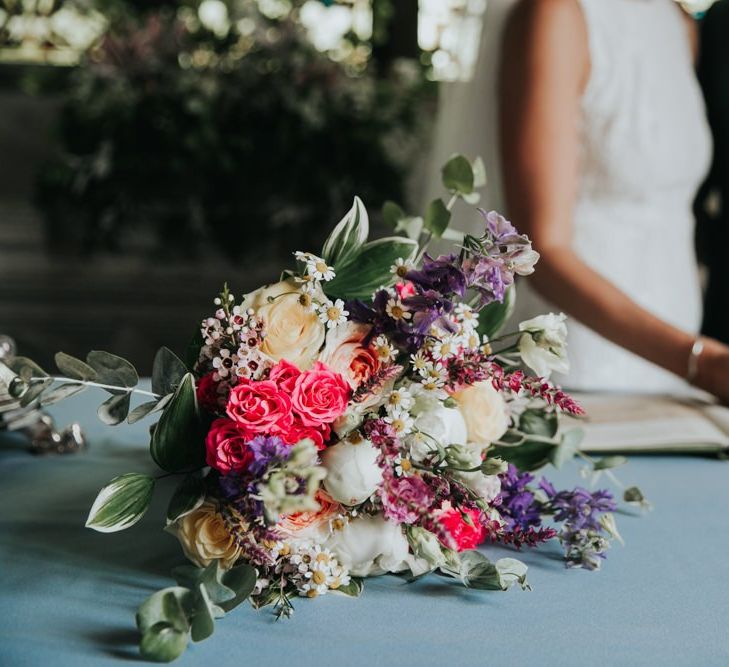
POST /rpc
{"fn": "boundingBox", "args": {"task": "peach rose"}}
[242,279,325,370]
[318,322,380,389]
[168,500,241,569]
[278,490,343,540]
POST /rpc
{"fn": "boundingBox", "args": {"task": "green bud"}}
[406,527,446,568]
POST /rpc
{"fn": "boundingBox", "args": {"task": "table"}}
[2,390,729,666]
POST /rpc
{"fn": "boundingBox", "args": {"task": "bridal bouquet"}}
[1,156,631,662]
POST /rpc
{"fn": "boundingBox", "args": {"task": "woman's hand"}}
[694,337,729,404]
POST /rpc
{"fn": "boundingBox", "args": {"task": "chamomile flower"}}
[410,350,430,372]
[460,330,482,351]
[454,302,479,329]
[480,335,493,356]
[384,408,415,435]
[386,297,412,321]
[297,290,317,312]
[293,250,309,262]
[318,299,348,329]
[385,387,414,413]
[390,257,415,279]
[429,335,458,360]
[306,255,336,282]
[418,362,447,389]
[394,454,413,476]
[372,335,397,362]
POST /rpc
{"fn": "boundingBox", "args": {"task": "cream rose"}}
[167,501,241,569]
[242,279,325,370]
[451,381,509,448]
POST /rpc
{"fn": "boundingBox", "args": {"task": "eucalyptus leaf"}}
[219,563,258,612]
[86,350,138,389]
[97,391,131,425]
[137,587,192,634]
[519,409,559,438]
[382,200,405,228]
[323,236,418,300]
[442,154,475,194]
[593,455,628,471]
[39,382,86,407]
[322,196,369,268]
[423,198,451,238]
[150,373,204,472]
[8,356,47,381]
[458,551,502,590]
[550,428,583,468]
[491,439,554,471]
[152,347,187,396]
[472,156,487,188]
[19,378,52,408]
[86,472,155,533]
[128,399,164,424]
[172,562,235,606]
[394,216,424,240]
[623,486,646,504]
[190,585,216,642]
[495,557,530,590]
[139,622,189,663]
[54,352,97,381]
[167,474,207,522]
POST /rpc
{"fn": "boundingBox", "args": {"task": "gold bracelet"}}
[687,338,704,383]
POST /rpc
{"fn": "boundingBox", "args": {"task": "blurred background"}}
[0,0,717,373]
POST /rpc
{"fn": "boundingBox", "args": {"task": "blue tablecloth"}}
[2,391,729,666]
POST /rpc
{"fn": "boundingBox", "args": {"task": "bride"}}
[428,0,729,402]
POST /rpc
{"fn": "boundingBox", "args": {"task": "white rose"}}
[321,436,383,505]
[456,471,502,503]
[451,381,509,448]
[325,514,424,577]
[242,278,325,370]
[518,312,569,379]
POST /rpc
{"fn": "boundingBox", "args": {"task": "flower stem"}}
[29,376,162,400]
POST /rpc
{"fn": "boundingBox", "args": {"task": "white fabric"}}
[426,0,711,393]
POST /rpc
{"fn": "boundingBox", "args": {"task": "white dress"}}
[427,0,711,393]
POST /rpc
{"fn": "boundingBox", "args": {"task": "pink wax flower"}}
[434,501,486,552]
[291,362,350,427]
[226,378,292,436]
[205,418,254,474]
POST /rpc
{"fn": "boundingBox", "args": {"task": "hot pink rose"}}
[268,359,302,394]
[434,502,486,552]
[291,362,350,427]
[205,418,253,473]
[226,378,292,436]
[280,419,331,450]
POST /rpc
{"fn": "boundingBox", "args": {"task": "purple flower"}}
[246,435,291,476]
[498,465,543,532]
[406,253,466,298]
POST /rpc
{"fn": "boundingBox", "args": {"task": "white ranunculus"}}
[321,437,383,506]
[325,514,424,577]
[518,312,569,379]
[451,381,509,449]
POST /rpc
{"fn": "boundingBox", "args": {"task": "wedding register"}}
[573,393,729,454]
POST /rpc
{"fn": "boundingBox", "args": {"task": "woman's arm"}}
[499,0,729,397]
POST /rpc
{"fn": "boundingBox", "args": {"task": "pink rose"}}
[226,378,292,436]
[280,419,331,450]
[318,322,380,390]
[205,418,254,473]
[291,362,350,427]
[268,359,301,394]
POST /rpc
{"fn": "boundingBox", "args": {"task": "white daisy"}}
[372,335,397,362]
[385,387,414,413]
[318,299,348,328]
[384,408,415,435]
[429,335,458,361]
[390,257,414,279]
[386,297,412,321]
[394,454,414,476]
[410,350,430,372]
[306,255,336,282]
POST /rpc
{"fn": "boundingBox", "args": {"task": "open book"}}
[571,393,729,454]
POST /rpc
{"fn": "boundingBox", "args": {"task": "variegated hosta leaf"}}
[321,196,369,268]
[86,472,155,533]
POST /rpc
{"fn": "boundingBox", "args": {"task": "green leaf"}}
[394,216,424,240]
[150,373,204,472]
[139,622,189,663]
[334,577,364,598]
[86,472,155,533]
[172,562,235,606]
[128,399,164,424]
[167,474,207,522]
[86,350,138,389]
[219,564,258,612]
[623,486,646,504]
[322,196,369,268]
[39,382,86,407]
[382,200,405,228]
[593,455,628,471]
[190,585,216,642]
[323,236,418,300]
[152,347,187,396]
[97,391,131,425]
[495,557,530,590]
[519,409,559,438]
[185,329,204,372]
[8,356,47,381]
[137,587,192,634]
[458,551,502,590]
[54,352,97,381]
[550,428,584,468]
[19,378,52,407]
[442,154,474,194]
[423,198,451,238]
[477,285,516,339]
[491,439,554,471]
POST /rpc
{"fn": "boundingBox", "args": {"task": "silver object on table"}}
[0,335,85,455]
